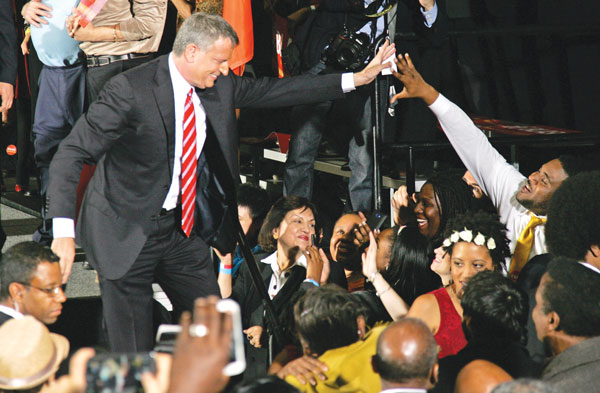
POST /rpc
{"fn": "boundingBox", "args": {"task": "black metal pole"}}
[371,34,388,212]
[235,222,285,348]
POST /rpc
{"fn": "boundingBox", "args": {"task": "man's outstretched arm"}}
[390,53,525,218]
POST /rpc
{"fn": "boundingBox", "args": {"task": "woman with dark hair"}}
[359,224,441,321]
[392,170,476,247]
[217,195,328,381]
[406,211,511,358]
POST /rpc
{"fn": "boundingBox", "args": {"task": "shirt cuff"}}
[421,2,438,27]
[53,218,75,239]
[428,92,452,115]
[341,72,356,93]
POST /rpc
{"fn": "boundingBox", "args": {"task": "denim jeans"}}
[283,84,373,213]
[33,64,86,198]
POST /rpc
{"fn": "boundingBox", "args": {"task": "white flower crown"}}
[442,228,496,250]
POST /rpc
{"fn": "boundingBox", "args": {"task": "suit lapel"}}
[153,56,176,178]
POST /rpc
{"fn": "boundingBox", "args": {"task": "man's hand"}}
[167,297,232,393]
[21,0,52,28]
[51,237,76,284]
[353,40,396,87]
[0,82,14,119]
[390,53,439,105]
[276,355,329,386]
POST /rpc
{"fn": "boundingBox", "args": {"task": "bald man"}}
[372,318,439,393]
[455,360,512,393]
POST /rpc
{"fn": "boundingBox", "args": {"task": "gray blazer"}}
[48,55,345,279]
[542,335,600,393]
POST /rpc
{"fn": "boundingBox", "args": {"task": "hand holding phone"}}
[166,297,235,393]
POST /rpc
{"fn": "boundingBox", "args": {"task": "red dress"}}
[432,287,467,358]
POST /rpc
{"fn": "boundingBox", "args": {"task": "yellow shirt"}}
[285,324,388,393]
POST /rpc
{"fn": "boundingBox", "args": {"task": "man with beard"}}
[389,54,598,279]
[532,258,600,393]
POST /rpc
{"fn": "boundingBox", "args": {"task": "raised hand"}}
[353,40,396,87]
[390,53,439,105]
[391,185,416,225]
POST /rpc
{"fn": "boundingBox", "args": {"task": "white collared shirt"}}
[580,262,600,275]
[261,252,307,299]
[0,305,24,320]
[162,54,208,210]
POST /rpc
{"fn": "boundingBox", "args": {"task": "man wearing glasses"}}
[0,242,66,326]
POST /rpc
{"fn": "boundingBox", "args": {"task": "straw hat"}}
[0,316,69,390]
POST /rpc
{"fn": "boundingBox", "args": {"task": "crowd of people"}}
[1,0,600,393]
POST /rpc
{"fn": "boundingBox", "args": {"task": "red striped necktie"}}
[181,88,197,237]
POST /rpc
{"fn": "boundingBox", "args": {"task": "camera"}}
[322,28,372,72]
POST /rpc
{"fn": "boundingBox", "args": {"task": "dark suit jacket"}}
[48,55,345,280]
[230,252,314,381]
[0,0,17,85]
[0,311,13,327]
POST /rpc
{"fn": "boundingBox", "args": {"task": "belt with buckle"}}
[86,53,151,68]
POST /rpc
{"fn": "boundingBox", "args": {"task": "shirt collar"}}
[261,251,308,274]
[0,305,24,320]
[579,261,600,275]
[168,53,194,96]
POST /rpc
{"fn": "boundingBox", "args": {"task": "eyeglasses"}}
[19,283,64,297]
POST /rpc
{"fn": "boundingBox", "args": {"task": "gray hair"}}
[172,13,239,55]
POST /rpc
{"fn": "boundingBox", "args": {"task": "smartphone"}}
[311,234,319,248]
[155,299,246,376]
[85,352,155,393]
[366,211,388,231]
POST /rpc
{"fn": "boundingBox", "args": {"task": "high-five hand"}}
[390,53,439,105]
[353,40,396,87]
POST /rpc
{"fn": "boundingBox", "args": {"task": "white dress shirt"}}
[162,53,207,210]
[261,251,308,299]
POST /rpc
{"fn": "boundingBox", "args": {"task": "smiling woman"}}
[395,170,477,247]
[406,211,510,358]
[217,195,329,382]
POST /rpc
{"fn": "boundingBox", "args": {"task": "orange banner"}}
[223,0,253,75]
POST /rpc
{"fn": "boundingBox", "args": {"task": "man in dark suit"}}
[0,242,66,326]
[48,13,394,351]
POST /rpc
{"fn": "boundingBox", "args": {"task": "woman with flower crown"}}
[404,211,511,358]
